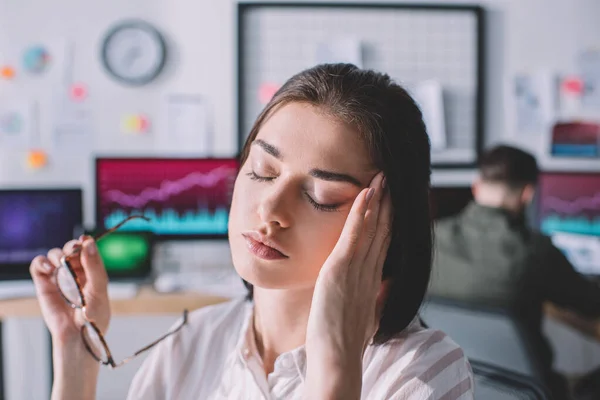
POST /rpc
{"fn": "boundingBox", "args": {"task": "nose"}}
[257,182,292,231]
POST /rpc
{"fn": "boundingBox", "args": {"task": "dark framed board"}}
[237,2,485,168]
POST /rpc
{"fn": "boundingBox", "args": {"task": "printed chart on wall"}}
[95,158,239,237]
[237,3,485,168]
[537,173,600,275]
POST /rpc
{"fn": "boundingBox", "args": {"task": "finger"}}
[352,172,385,268]
[30,255,63,297]
[63,239,83,270]
[30,255,56,280]
[328,187,372,265]
[367,189,393,281]
[47,248,65,268]
[80,239,108,294]
[29,255,72,312]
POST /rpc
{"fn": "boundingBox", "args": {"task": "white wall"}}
[1,0,600,399]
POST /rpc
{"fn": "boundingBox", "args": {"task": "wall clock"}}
[100,20,167,86]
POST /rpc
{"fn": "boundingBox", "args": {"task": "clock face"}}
[101,20,167,86]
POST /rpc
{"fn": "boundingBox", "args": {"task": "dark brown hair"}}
[478,145,539,189]
[239,63,432,344]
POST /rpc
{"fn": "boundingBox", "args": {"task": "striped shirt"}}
[127,298,474,399]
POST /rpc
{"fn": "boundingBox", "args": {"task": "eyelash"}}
[246,171,340,212]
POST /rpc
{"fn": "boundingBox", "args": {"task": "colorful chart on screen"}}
[537,173,600,237]
[96,158,239,237]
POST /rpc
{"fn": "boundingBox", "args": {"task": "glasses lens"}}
[56,265,83,307]
[82,321,109,363]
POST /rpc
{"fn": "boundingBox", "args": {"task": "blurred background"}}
[0,0,599,399]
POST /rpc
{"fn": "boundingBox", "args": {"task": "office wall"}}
[1,0,599,399]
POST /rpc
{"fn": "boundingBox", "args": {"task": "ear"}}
[520,184,536,205]
[471,178,481,198]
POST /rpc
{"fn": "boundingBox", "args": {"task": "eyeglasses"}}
[55,215,188,369]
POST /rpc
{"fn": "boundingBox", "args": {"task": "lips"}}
[242,232,288,260]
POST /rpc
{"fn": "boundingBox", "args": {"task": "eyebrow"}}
[253,139,363,187]
[253,139,281,159]
[309,169,362,187]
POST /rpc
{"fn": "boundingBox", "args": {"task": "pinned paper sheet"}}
[162,94,211,155]
[121,114,150,134]
[315,38,363,68]
[578,49,600,109]
[0,102,33,147]
[26,149,48,169]
[511,72,556,134]
[52,85,94,146]
[409,81,447,151]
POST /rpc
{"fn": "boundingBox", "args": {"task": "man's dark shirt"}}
[429,201,600,371]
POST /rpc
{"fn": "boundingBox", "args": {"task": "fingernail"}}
[42,262,53,273]
[382,177,387,189]
[366,188,375,204]
[85,240,97,255]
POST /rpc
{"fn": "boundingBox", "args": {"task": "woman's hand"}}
[305,172,392,399]
[30,237,110,400]
[30,237,111,345]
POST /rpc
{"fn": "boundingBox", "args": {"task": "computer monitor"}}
[95,158,239,239]
[430,186,473,220]
[0,189,83,279]
[536,172,600,276]
[96,231,154,280]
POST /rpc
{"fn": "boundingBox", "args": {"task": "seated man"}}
[428,144,600,399]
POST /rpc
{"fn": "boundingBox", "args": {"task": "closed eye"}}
[246,171,274,182]
[304,193,341,212]
[247,170,341,212]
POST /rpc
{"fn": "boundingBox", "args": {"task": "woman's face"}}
[228,102,378,290]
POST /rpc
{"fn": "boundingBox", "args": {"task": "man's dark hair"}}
[478,145,539,188]
[238,63,432,344]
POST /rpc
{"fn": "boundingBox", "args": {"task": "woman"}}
[31,64,474,399]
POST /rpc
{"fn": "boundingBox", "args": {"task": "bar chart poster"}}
[538,173,600,237]
[96,158,239,236]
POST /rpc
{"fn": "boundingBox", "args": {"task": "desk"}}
[544,303,600,343]
[0,286,230,319]
[0,287,229,400]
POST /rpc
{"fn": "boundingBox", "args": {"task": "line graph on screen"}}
[538,173,600,237]
[97,159,239,236]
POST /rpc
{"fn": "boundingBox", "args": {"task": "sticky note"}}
[122,114,150,134]
[70,83,88,102]
[23,46,51,74]
[258,83,280,105]
[0,66,16,80]
[27,150,48,169]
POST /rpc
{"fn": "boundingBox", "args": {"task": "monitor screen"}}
[96,231,154,279]
[430,187,473,220]
[537,172,600,275]
[95,158,239,238]
[537,172,600,237]
[0,189,83,278]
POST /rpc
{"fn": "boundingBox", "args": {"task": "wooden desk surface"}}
[0,286,230,319]
[545,303,600,342]
[2,289,598,343]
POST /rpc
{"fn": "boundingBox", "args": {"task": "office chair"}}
[471,359,551,400]
[420,297,549,386]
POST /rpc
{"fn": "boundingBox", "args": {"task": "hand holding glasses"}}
[31,215,188,369]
